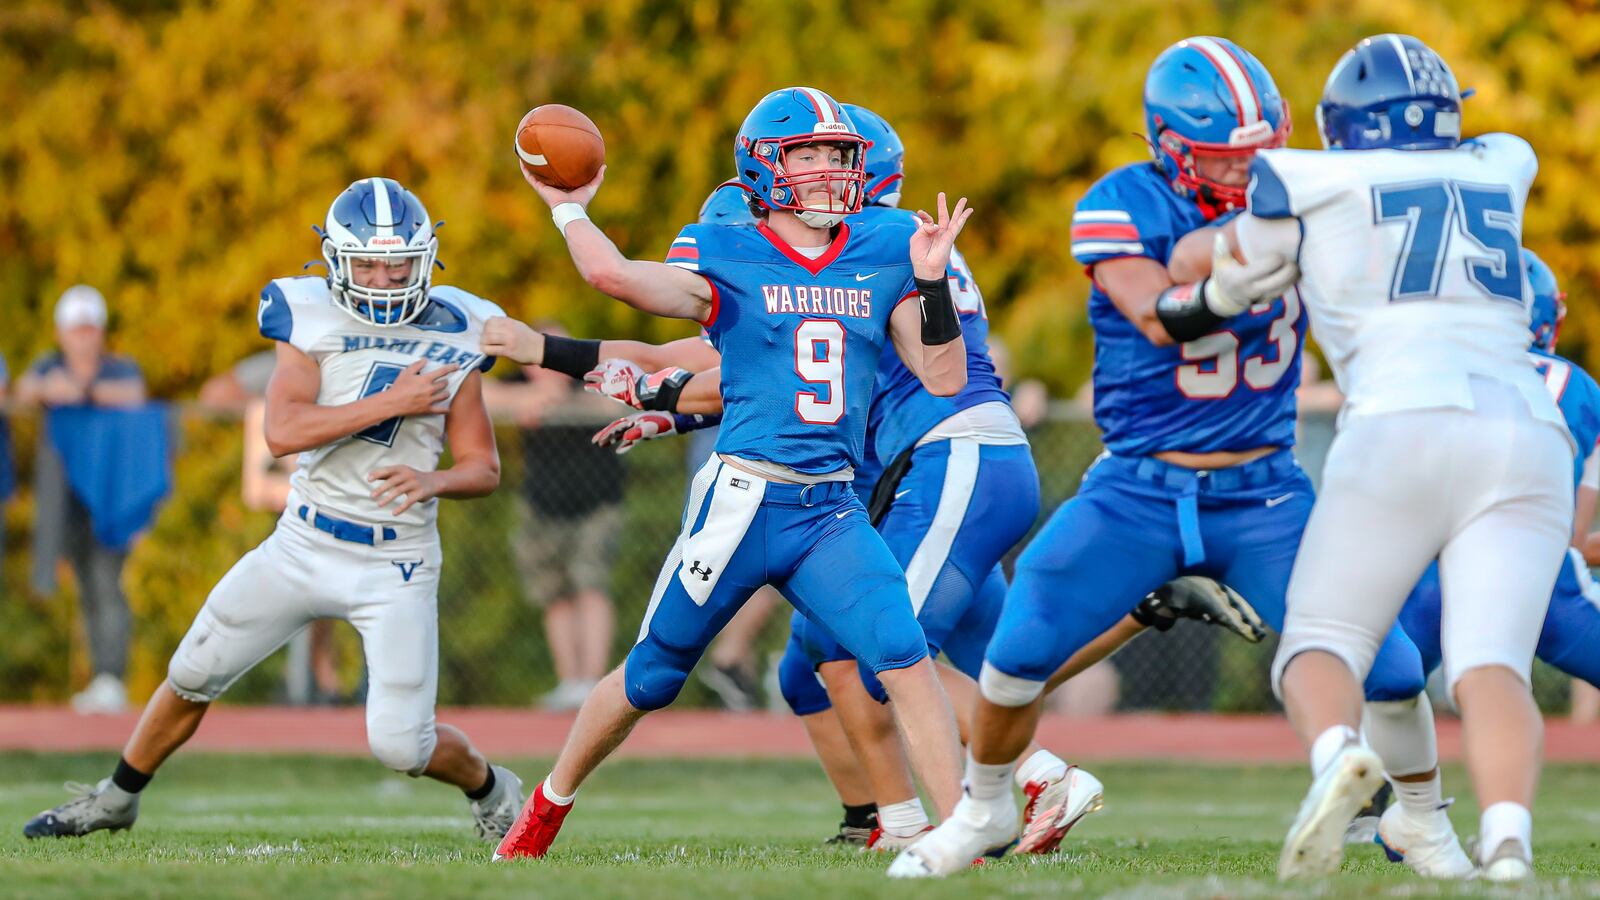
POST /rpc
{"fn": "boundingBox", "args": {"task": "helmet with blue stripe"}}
[734,87,866,228]
[1525,248,1565,352]
[318,177,438,327]
[841,103,905,208]
[1144,37,1290,214]
[1317,34,1463,151]
[698,181,758,225]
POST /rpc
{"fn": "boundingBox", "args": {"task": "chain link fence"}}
[0,401,1581,713]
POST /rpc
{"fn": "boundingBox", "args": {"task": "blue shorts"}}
[986,449,1425,702]
[1400,550,1600,688]
[779,439,1038,704]
[625,459,928,711]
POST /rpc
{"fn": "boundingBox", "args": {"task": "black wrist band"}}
[641,369,692,412]
[1130,600,1175,631]
[915,276,962,345]
[540,334,602,379]
[1154,279,1227,343]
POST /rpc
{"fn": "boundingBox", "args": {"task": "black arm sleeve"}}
[915,276,962,346]
[540,334,602,380]
[1154,280,1227,344]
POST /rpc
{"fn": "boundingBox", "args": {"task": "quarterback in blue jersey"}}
[892,37,1431,879]
[1399,250,1600,694]
[485,87,976,861]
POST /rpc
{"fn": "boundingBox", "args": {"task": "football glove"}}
[583,359,692,411]
[592,412,679,454]
[1206,231,1299,316]
[1131,575,1266,643]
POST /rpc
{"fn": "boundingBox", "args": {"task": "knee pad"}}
[166,621,231,703]
[624,636,698,711]
[367,724,436,776]
[979,661,1044,707]
[777,639,833,716]
[1362,631,1427,702]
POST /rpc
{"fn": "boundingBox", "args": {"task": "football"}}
[515,104,605,190]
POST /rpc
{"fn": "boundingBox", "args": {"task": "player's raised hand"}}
[521,162,605,210]
[592,411,680,454]
[909,192,974,280]
[386,359,458,417]
[481,316,544,365]
[367,465,441,516]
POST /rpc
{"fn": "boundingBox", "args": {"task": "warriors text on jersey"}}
[666,218,919,475]
[257,276,502,529]
[1240,133,1565,438]
[1072,162,1304,456]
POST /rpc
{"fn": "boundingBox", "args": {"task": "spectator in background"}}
[15,286,147,714]
[483,324,624,711]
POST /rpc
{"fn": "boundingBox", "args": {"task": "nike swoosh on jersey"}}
[1265,493,1296,507]
[854,272,878,281]
[894,489,911,500]
[835,510,851,519]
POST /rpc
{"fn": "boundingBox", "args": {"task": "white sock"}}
[878,797,929,837]
[1309,724,1359,777]
[541,774,576,806]
[1479,801,1532,860]
[1013,749,1069,789]
[1391,773,1444,818]
[1361,695,1439,779]
[964,753,1016,805]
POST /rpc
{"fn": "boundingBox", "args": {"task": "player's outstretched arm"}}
[369,370,500,515]
[520,165,712,322]
[482,319,722,376]
[891,192,972,397]
[263,343,457,457]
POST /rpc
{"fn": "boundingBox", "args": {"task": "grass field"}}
[3,752,1599,898]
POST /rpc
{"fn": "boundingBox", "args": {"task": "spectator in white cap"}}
[16,284,147,713]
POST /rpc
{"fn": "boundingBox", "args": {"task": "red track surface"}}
[2,706,1596,762]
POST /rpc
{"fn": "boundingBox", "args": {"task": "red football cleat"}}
[492,781,573,861]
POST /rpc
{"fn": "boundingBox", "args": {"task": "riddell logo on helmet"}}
[366,235,406,248]
[1228,120,1274,147]
[812,121,849,134]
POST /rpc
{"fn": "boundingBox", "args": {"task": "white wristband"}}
[552,202,590,236]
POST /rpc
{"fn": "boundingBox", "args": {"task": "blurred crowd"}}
[3,284,1595,722]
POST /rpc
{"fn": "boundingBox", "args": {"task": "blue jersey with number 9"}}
[1072,162,1304,456]
[668,218,919,475]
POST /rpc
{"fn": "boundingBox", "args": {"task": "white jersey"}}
[257,276,503,531]
[1237,133,1566,438]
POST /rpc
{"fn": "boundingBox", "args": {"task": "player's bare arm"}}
[889,192,972,396]
[482,317,720,375]
[520,164,713,322]
[1096,256,1182,346]
[263,342,458,458]
[1167,219,1239,283]
[369,369,500,516]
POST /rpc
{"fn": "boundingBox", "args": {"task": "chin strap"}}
[795,208,847,228]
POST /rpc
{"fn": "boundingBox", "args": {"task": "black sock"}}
[843,802,877,829]
[111,757,152,794]
[465,766,497,801]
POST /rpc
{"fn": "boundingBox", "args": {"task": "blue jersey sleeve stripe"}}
[1247,157,1294,219]
[257,283,293,343]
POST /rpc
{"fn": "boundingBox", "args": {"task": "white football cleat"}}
[1477,838,1534,882]
[1016,765,1104,855]
[864,824,932,852]
[1375,802,1474,878]
[70,675,128,715]
[469,766,525,842]
[886,794,1017,879]
[1278,745,1385,880]
[23,778,138,838]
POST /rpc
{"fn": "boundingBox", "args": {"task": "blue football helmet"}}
[1144,37,1290,214]
[734,87,865,228]
[1317,34,1462,151]
[841,103,905,208]
[1525,248,1565,352]
[698,181,758,225]
[318,177,438,326]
